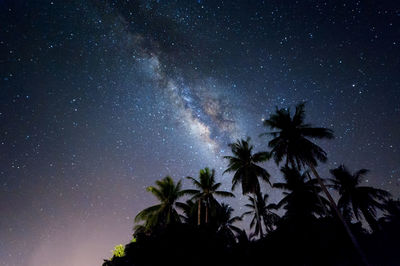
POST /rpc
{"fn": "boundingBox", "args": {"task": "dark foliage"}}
[262,102,333,169]
[329,165,391,232]
[274,166,330,220]
[103,216,400,266]
[103,103,399,266]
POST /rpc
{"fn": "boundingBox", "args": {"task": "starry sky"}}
[1,0,399,265]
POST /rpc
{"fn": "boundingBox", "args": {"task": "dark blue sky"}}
[1,1,399,265]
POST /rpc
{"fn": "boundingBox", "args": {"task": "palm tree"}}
[329,165,391,232]
[215,203,242,243]
[186,168,234,225]
[262,103,368,265]
[224,137,271,237]
[261,103,334,214]
[274,167,329,220]
[176,199,198,226]
[134,176,191,232]
[243,193,280,237]
[262,102,334,169]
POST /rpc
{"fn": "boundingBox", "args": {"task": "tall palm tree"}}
[262,103,368,265]
[262,102,334,169]
[261,103,334,214]
[134,176,191,232]
[329,165,391,232]
[274,167,329,220]
[224,137,271,237]
[186,168,234,225]
[243,193,280,237]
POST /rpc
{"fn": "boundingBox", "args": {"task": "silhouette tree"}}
[224,137,270,237]
[261,102,333,169]
[176,199,199,226]
[262,103,369,264]
[186,168,234,225]
[214,203,242,243]
[243,193,280,237]
[134,176,191,232]
[261,103,333,213]
[274,167,329,220]
[329,165,391,232]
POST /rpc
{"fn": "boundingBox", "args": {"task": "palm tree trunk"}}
[309,165,370,266]
[252,193,263,238]
[198,199,201,226]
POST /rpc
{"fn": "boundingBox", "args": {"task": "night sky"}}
[1,1,399,265]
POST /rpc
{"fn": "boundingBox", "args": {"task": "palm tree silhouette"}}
[186,168,234,225]
[215,203,242,243]
[243,193,280,237]
[329,165,391,232]
[262,102,333,169]
[262,103,369,265]
[224,137,270,238]
[274,167,328,220]
[134,176,191,232]
[261,103,333,213]
[176,199,198,226]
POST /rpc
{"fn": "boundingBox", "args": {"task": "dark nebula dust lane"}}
[0,1,399,265]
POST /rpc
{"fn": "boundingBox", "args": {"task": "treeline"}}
[103,103,400,266]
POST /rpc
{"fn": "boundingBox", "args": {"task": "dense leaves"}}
[262,103,333,169]
[274,167,330,221]
[329,165,391,231]
[242,193,280,237]
[134,176,192,232]
[223,138,271,195]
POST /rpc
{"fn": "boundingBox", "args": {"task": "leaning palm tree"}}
[262,103,368,265]
[224,137,270,237]
[329,165,391,232]
[134,176,191,232]
[243,193,280,237]
[186,168,234,225]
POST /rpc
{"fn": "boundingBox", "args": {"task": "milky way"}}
[104,1,242,155]
[1,1,399,265]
